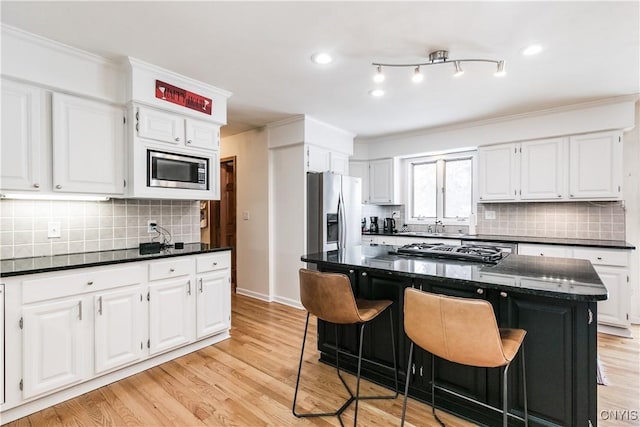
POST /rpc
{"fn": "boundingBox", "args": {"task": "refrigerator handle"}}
[339,192,347,250]
[337,194,343,250]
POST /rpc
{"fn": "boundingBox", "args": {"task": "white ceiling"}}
[1,1,639,139]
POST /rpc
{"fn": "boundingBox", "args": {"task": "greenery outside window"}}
[406,152,474,225]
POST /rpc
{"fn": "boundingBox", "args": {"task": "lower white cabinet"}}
[22,297,87,399]
[1,251,231,422]
[592,266,629,328]
[196,270,230,338]
[94,286,145,374]
[148,278,193,355]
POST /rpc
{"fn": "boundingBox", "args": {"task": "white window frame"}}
[404,151,476,226]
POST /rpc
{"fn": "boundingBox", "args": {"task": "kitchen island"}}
[302,245,607,427]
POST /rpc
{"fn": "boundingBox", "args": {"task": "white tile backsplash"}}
[0,198,201,259]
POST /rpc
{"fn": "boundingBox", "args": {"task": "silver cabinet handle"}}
[557,194,561,198]
[199,278,203,293]
[56,185,62,189]
[169,268,175,273]
[33,183,40,188]
[213,262,218,266]
[540,253,544,256]
[349,269,354,274]
[78,301,82,320]
[596,257,602,260]
[187,139,192,144]
[476,288,484,295]
[98,296,103,315]
[500,291,508,298]
[361,272,367,277]
[175,137,180,142]
[187,280,191,295]
[87,281,94,286]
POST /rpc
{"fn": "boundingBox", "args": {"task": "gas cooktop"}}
[390,243,506,264]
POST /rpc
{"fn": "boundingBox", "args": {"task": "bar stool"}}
[293,268,399,426]
[401,288,528,427]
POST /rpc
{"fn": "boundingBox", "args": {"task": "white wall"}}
[220,128,271,301]
[624,102,640,323]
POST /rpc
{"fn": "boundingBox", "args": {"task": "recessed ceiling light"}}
[311,52,333,65]
[369,89,385,97]
[522,44,543,56]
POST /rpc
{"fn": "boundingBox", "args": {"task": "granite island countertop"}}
[0,243,231,277]
[302,244,607,302]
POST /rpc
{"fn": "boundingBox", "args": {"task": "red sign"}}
[155,80,212,115]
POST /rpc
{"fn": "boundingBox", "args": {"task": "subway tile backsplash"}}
[476,202,626,240]
[0,199,200,259]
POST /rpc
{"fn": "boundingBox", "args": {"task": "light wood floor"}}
[4,294,639,427]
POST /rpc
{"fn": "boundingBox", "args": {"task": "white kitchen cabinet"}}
[52,93,125,195]
[1,285,4,405]
[136,106,183,145]
[0,80,43,192]
[195,252,231,338]
[330,152,349,175]
[517,243,570,258]
[520,137,567,200]
[478,143,518,201]
[349,160,370,203]
[369,158,400,205]
[185,118,220,150]
[307,144,330,172]
[148,278,193,355]
[592,266,629,328]
[94,286,145,375]
[569,131,623,199]
[22,297,87,399]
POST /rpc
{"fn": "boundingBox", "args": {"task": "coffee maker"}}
[369,216,379,233]
[383,218,396,233]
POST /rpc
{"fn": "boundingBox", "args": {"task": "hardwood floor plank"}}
[4,294,638,427]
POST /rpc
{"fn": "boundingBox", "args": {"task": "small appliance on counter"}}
[361,217,367,232]
[369,216,379,233]
[383,217,396,233]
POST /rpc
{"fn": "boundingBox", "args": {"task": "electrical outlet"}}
[47,221,61,238]
[147,220,158,233]
[484,210,496,220]
[392,210,400,218]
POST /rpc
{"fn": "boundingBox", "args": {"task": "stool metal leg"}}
[353,323,366,427]
[400,342,414,427]
[522,342,528,427]
[503,361,511,427]
[431,354,446,427]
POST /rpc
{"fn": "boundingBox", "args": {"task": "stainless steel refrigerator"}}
[307,172,362,253]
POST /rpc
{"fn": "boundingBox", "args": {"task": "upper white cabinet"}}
[569,131,623,199]
[0,80,43,192]
[136,106,220,151]
[478,131,621,202]
[52,93,125,195]
[306,145,349,175]
[349,158,400,205]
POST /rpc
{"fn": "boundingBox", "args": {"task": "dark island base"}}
[314,265,598,427]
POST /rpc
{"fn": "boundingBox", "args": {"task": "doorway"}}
[207,157,237,292]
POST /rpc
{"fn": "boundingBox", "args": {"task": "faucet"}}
[434,219,443,233]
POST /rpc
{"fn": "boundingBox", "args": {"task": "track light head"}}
[494,60,506,77]
[373,65,385,83]
[412,66,424,83]
[453,61,464,77]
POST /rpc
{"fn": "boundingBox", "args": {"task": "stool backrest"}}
[299,268,362,324]
[404,288,509,368]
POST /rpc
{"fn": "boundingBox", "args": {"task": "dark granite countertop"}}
[0,243,231,278]
[302,245,607,302]
[362,231,635,250]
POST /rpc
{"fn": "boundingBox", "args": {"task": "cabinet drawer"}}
[149,258,194,281]
[518,244,570,258]
[196,252,231,273]
[22,265,145,304]
[572,248,628,267]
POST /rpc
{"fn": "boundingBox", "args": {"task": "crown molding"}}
[358,93,640,143]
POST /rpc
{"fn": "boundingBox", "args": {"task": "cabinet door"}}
[330,152,349,175]
[478,144,518,201]
[196,270,231,338]
[0,286,3,405]
[148,279,193,355]
[307,145,330,172]
[1,80,42,192]
[595,266,630,328]
[185,118,219,150]
[569,132,622,199]
[349,161,369,203]
[520,137,567,200]
[136,106,183,145]
[52,93,125,194]
[23,298,86,399]
[369,158,394,204]
[94,286,145,374]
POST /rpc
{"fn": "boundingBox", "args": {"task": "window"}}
[407,153,474,224]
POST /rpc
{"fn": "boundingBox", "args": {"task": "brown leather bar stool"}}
[401,288,528,427]
[293,268,399,427]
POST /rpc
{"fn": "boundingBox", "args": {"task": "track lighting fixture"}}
[372,49,505,83]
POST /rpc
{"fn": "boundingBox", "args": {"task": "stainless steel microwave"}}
[147,149,208,190]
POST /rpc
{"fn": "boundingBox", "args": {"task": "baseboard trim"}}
[597,323,633,338]
[235,287,272,302]
[272,295,303,310]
